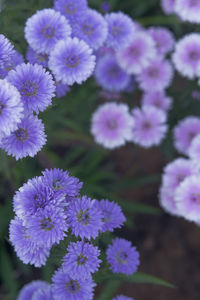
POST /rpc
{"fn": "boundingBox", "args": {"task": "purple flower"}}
[7,63,55,114]
[62,241,101,280]
[159,185,180,216]
[141,91,172,112]
[175,175,200,222]
[188,134,200,162]
[91,102,134,149]
[106,238,140,275]
[32,285,54,300]
[0,34,14,68]
[25,8,72,54]
[172,34,200,79]
[54,0,88,23]
[52,267,95,300]
[173,116,200,155]
[26,47,48,68]
[67,195,102,239]
[174,0,200,23]
[0,79,23,138]
[112,296,134,300]
[95,54,131,92]
[55,81,70,98]
[48,38,96,85]
[1,115,46,160]
[17,281,50,300]
[72,9,108,50]
[9,217,50,267]
[105,12,135,51]
[116,32,156,75]
[147,27,175,56]
[25,205,68,248]
[161,0,175,14]
[95,199,126,232]
[131,105,167,148]
[136,58,174,92]
[0,50,24,79]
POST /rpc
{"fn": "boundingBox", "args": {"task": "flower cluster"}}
[10,168,139,299]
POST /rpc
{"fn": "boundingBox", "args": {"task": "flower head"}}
[25,8,72,54]
[26,46,49,68]
[175,0,200,23]
[188,134,200,162]
[142,91,172,112]
[32,285,54,300]
[147,27,175,56]
[17,280,50,300]
[161,0,175,15]
[0,34,14,68]
[159,185,180,216]
[48,38,96,85]
[54,0,88,23]
[91,102,134,149]
[55,81,70,98]
[106,238,140,275]
[0,50,24,79]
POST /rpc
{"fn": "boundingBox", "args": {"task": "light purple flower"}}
[55,81,70,98]
[131,105,167,148]
[54,0,88,23]
[91,102,134,149]
[26,46,49,68]
[161,0,175,14]
[141,91,172,112]
[173,116,200,155]
[0,50,24,79]
[32,285,54,300]
[25,8,72,54]
[17,281,50,300]
[116,32,156,75]
[147,27,175,56]
[188,134,200,162]
[159,185,180,216]
[137,58,174,92]
[175,0,200,23]
[0,34,14,68]
[48,37,96,85]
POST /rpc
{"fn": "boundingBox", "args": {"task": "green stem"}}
[136,15,178,26]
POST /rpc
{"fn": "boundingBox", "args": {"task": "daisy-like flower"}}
[175,0,200,23]
[137,58,174,92]
[0,50,24,79]
[116,32,156,75]
[106,238,140,275]
[95,54,131,92]
[175,175,200,222]
[25,205,68,248]
[0,79,23,138]
[188,134,200,162]
[26,46,49,68]
[105,12,135,51]
[0,34,14,68]
[48,37,96,85]
[95,199,126,232]
[72,9,108,50]
[52,268,95,300]
[55,81,70,98]
[17,281,50,300]
[91,102,134,149]
[131,105,167,148]
[32,285,54,300]
[62,241,101,280]
[25,8,72,54]
[9,217,50,267]
[67,196,102,239]
[7,63,55,114]
[112,296,134,300]
[141,91,172,112]
[54,0,88,23]
[1,115,46,160]
[147,27,175,56]
[159,185,180,216]
[173,116,200,155]
[172,34,200,79]
[161,0,175,15]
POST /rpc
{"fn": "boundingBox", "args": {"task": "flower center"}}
[65,3,77,15]
[141,121,153,130]
[41,217,54,231]
[66,280,80,293]
[190,0,198,7]
[189,50,199,61]
[108,65,120,78]
[148,67,159,78]
[77,254,88,265]
[52,179,63,190]
[191,193,200,204]
[112,25,122,36]
[188,131,197,142]
[15,128,28,141]
[106,119,118,130]
[21,81,38,97]
[102,209,111,222]
[41,26,55,39]
[82,24,94,36]
[66,55,79,68]
[128,45,140,58]
[116,251,128,264]
[0,102,5,115]
[36,53,48,62]
[76,209,90,225]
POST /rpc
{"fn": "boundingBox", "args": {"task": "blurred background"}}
[0,0,200,299]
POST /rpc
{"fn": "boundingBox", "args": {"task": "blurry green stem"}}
[136,15,178,26]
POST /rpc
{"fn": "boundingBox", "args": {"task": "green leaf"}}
[98,280,121,300]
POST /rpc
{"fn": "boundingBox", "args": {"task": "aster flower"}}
[161,0,175,14]
[112,296,134,300]
[1,115,46,160]
[141,91,172,112]
[91,102,134,149]
[67,195,102,239]
[72,9,108,50]
[147,27,175,56]
[136,58,174,92]
[159,185,180,216]
[48,37,96,85]
[175,175,200,222]
[173,116,200,155]
[9,217,50,267]
[188,134,200,162]
[25,205,68,248]
[52,267,95,300]
[7,63,55,114]
[172,34,200,79]
[95,199,126,232]
[55,81,70,98]
[116,32,156,75]
[62,241,101,280]
[106,238,140,275]
[25,8,72,54]
[32,285,54,300]
[95,54,131,92]
[175,0,200,23]
[105,12,135,51]
[131,105,167,148]
[0,79,23,138]
[26,46,49,68]
[54,0,88,23]
[17,281,50,300]
[0,34,14,68]
[0,50,24,79]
